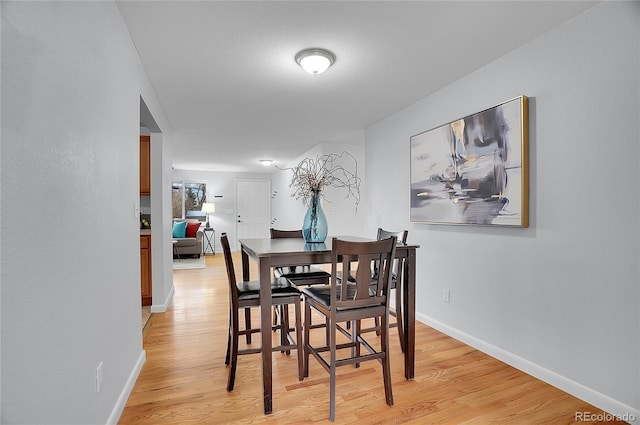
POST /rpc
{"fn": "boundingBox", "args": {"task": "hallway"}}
[120,253,620,424]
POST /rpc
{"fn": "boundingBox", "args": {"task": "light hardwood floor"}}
[120,253,623,424]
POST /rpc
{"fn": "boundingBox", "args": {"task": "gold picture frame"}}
[410,95,529,227]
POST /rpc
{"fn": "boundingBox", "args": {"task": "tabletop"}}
[239,236,418,256]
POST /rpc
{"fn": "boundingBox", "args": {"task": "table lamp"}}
[201,202,216,228]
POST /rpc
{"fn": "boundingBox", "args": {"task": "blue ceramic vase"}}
[302,190,328,243]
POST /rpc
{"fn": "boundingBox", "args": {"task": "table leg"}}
[242,249,250,282]
[259,259,273,414]
[404,248,416,380]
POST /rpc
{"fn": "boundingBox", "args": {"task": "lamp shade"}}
[201,202,216,214]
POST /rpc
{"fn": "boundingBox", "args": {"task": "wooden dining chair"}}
[302,236,397,421]
[220,233,304,392]
[270,228,331,285]
[270,228,331,338]
[335,228,408,352]
[370,228,408,351]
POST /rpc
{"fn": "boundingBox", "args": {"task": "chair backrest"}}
[220,233,239,307]
[377,228,408,244]
[330,237,397,311]
[270,228,303,239]
[375,228,407,277]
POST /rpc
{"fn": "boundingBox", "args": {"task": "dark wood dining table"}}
[239,235,419,415]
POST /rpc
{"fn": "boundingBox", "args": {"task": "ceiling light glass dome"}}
[295,48,336,75]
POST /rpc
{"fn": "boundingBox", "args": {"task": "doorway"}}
[139,96,168,331]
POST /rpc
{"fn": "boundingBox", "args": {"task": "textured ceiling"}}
[118,1,598,172]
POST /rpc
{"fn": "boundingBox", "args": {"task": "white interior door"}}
[235,179,271,242]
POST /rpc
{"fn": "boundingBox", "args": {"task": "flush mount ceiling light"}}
[258,159,274,166]
[295,48,336,75]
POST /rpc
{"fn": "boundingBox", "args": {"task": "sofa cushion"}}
[174,238,197,248]
[185,221,200,238]
[172,221,187,238]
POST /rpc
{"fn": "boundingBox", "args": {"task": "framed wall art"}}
[410,95,529,227]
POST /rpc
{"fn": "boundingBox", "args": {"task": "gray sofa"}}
[173,223,204,258]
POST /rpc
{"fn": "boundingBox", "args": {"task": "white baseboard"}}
[150,284,174,313]
[417,313,639,424]
[106,350,146,425]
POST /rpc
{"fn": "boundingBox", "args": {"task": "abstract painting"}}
[410,96,528,227]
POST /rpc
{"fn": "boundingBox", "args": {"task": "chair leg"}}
[329,315,337,422]
[294,297,304,381]
[273,305,278,328]
[244,308,252,344]
[225,309,231,365]
[225,328,231,366]
[395,285,405,353]
[380,312,394,407]
[303,301,311,378]
[227,308,240,392]
[281,305,291,355]
[325,317,330,345]
[353,320,361,368]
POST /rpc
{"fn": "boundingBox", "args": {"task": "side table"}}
[203,227,215,255]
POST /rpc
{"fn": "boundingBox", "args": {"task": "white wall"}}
[365,1,639,419]
[171,169,274,250]
[271,143,366,238]
[150,130,175,313]
[1,2,173,423]
[172,142,365,252]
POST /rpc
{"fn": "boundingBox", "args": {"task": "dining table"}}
[239,235,419,415]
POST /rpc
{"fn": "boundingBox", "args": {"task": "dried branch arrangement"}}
[277,151,361,210]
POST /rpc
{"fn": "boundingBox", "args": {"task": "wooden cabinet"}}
[140,135,151,195]
[140,234,152,306]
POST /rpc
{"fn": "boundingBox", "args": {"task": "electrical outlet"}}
[96,362,104,393]
[442,288,451,303]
